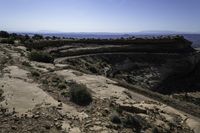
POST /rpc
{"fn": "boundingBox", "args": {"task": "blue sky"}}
[0,0,200,33]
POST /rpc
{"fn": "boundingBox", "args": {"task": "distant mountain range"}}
[137,30,200,34]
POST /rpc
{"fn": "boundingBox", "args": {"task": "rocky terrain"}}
[52,41,200,109]
[0,35,200,132]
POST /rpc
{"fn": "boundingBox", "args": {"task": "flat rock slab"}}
[56,69,127,100]
[55,69,200,133]
[0,66,85,119]
[0,77,58,114]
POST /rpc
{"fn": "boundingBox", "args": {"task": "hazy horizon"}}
[0,0,200,33]
[11,30,200,35]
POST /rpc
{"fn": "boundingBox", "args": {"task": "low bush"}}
[69,82,92,106]
[28,51,54,63]
[31,70,40,77]
[22,61,31,67]
[0,89,4,101]
[110,112,121,124]
[61,91,69,97]
[0,38,15,44]
[122,114,142,131]
[58,83,66,90]
[0,89,3,96]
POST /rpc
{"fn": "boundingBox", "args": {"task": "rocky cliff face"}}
[59,51,200,94]
[38,37,199,93]
[52,44,200,122]
[156,52,200,93]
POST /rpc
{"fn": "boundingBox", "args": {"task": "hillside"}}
[0,32,200,132]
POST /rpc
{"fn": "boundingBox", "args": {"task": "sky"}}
[0,0,200,33]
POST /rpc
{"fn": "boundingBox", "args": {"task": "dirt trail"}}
[55,52,180,63]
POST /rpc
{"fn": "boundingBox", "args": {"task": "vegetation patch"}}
[0,38,15,44]
[68,82,92,106]
[122,114,142,130]
[31,70,40,77]
[28,51,54,63]
[58,83,67,90]
[0,89,4,102]
[110,109,144,132]
[22,61,32,67]
[110,111,121,124]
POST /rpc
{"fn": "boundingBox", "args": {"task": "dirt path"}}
[55,52,180,63]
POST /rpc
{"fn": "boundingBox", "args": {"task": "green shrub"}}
[31,70,40,77]
[61,91,69,97]
[47,68,54,72]
[0,89,4,101]
[110,112,121,124]
[122,114,142,131]
[28,51,54,63]
[0,89,3,96]
[152,127,159,133]
[0,38,15,44]
[51,76,61,83]
[69,82,92,106]
[58,83,66,90]
[22,61,31,67]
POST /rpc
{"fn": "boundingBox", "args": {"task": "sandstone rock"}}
[89,125,103,131]
[69,127,81,133]
[33,114,40,119]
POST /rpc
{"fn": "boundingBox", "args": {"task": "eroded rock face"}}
[157,52,200,94]
[56,48,200,119]
[60,52,200,94]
